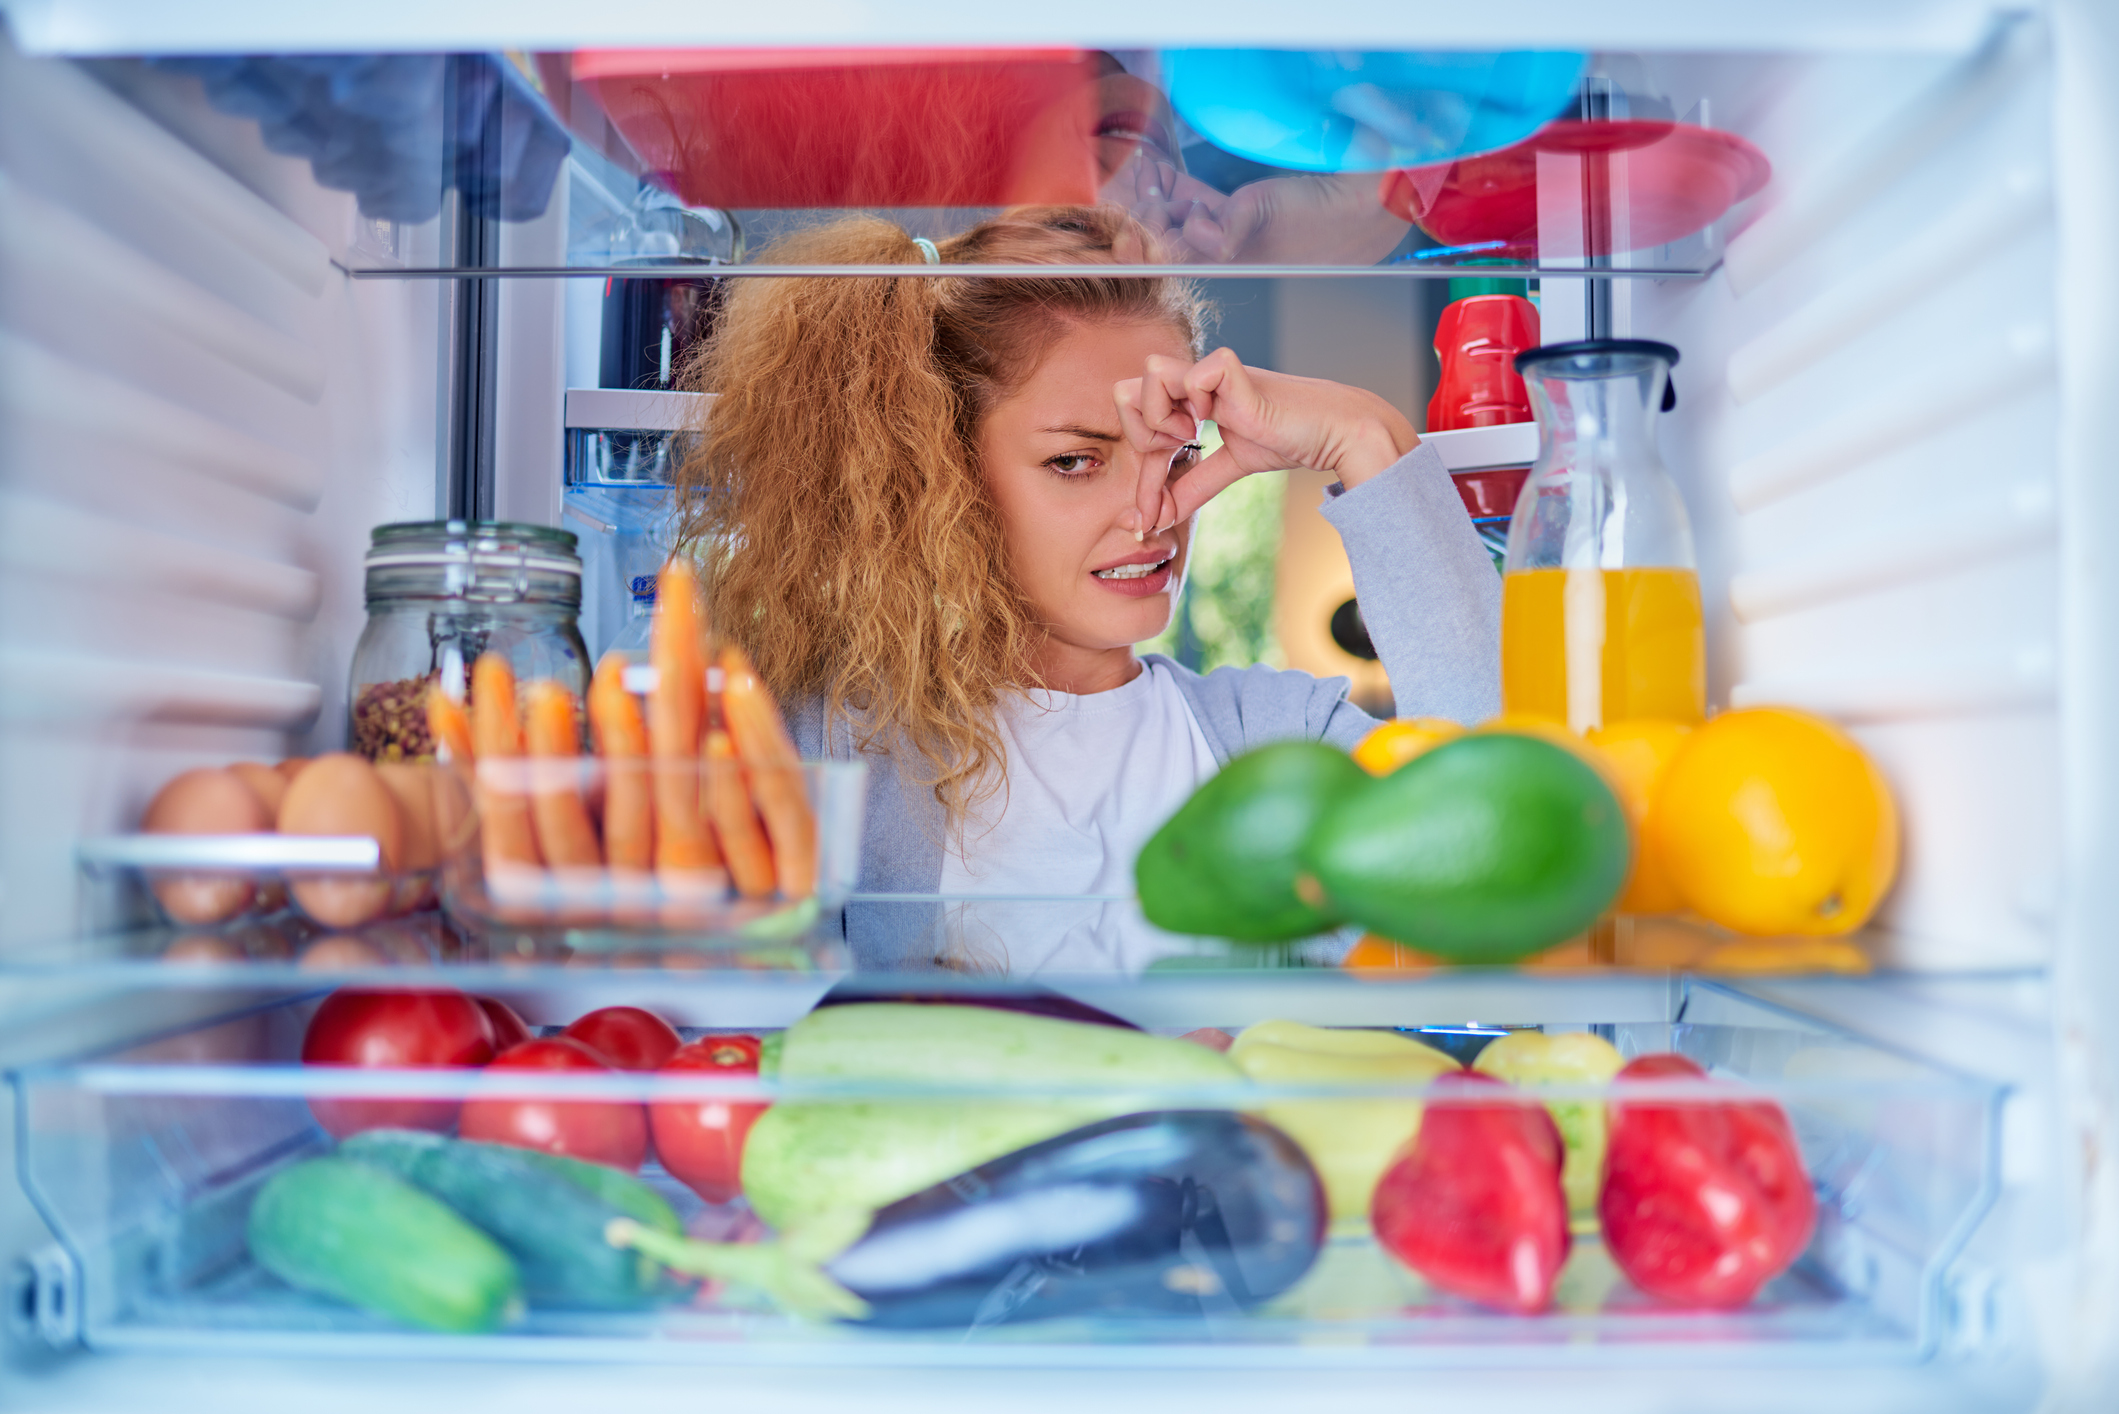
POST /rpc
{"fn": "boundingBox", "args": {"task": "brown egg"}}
[298,934,394,970]
[276,757,311,783]
[141,767,273,924]
[161,934,250,965]
[279,753,404,929]
[227,761,288,817]
[375,762,440,912]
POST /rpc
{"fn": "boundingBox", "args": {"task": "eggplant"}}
[825,1110,1324,1329]
[614,1110,1325,1329]
[811,978,1139,1031]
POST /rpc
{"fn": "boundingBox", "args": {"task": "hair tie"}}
[912,236,940,265]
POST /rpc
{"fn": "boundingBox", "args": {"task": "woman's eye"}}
[1169,443,1204,475]
[1045,453,1100,477]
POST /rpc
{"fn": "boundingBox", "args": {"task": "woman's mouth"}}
[1092,556,1174,598]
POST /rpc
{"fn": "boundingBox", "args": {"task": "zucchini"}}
[248,1158,521,1333]
[339,1130,679,1310]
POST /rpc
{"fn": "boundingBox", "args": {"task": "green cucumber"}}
[504,1145,682,1236]
[248,1158,521,1333]
[742,1004,1244,1231]
[339,1131,679,1310]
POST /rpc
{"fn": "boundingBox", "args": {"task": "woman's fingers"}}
[1114,377,1187,536]
[1162,446,1253,528]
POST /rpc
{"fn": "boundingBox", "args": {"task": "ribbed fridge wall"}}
[1637,25,2061,970]
[0,40,442,948]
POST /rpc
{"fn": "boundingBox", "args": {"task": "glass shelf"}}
[98,51,1768,280]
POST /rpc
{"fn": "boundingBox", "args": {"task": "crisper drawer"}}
[10,973,2000,1368]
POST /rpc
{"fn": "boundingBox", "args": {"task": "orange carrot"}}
[426,686,475,763]
[704,729,776,898]
[587,652,653,873]
[523,680,601,869]
[719,644,817,898]
[470,653,541,870]
[649,558,722,874]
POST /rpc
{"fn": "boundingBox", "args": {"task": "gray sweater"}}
[786,439,1503,966]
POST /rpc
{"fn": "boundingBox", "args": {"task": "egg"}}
[276,757,311,783]
[161,933,250,965]
[279,753,404,929]
[298,934,394,970]
[227,761,288,817]
[141,767,273,924]
[375,761,440,912]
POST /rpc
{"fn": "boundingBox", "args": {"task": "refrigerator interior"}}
[2,6,2117,1409]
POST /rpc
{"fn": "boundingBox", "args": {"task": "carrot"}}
[719,644,817,898]
[470,653,542,870]
[523,679,602,869]
[648,557,722,875]
[704,729,776,897]
[587,652,653,873]
[426,686,475,763]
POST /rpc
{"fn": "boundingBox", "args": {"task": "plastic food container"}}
[434,756,868,957]
[8,974,2000,1363]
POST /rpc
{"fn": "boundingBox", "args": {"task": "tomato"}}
[562,1006,682,1072]
[458,1036,649,1171]
[649,1035,766,1204]
[476,996,535,1050]
[301,988,496,1138]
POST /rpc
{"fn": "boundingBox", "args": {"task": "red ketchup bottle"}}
[1430,279,1540,562]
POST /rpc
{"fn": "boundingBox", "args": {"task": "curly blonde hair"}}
[676,205,1208,826]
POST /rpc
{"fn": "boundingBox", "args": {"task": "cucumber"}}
[248,1158,521,1333]
[744,1004,1245,1231]
[506,1146,682,1236]
[340,1131,679,1310]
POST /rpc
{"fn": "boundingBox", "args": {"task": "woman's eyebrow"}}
[1037,423,1122,442]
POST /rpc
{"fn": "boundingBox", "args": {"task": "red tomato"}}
[301,988,496,1138]
[459,1036,649,1171]
[563,1006,682,1071]
[476,996,535,1051]
[649,1035,766,1204]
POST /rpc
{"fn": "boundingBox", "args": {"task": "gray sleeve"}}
[1318,439,1502,725]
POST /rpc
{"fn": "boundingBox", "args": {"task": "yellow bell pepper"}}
[1229,1019,1460,1222]
[1471,1030,1625,1216]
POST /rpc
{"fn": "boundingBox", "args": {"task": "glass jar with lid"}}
[349,521,589,762]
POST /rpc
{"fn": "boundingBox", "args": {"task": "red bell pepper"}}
[649,1034,767,1204]
[1600,1053,1817,1308]
[1370,1070,1570,1314]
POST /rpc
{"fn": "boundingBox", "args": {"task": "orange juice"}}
[1501,566,1705,728]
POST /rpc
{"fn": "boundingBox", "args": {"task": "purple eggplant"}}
[821,1110,1325,1329]
[811,978,1140,1031]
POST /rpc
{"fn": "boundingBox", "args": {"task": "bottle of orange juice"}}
[1500,340,1703,731]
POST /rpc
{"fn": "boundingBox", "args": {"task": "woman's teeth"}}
[1095,558,1170,581]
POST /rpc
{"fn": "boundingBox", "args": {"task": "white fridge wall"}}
[1632,31,2062,969]
[0,42,441,948]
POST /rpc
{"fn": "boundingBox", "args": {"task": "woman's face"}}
[977,318,1201,680]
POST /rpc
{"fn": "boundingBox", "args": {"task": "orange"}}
[1584,719,1692,914]
[1351,717,1464,776]
[1651,707,1899,936]
[1698,937,1872,975]
[1340,934,1442,972]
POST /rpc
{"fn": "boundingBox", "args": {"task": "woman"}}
[678,206,1500,969]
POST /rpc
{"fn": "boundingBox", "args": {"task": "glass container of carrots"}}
[1501,340,1704,732]
[423,557,868,952]
[350,521,591,764]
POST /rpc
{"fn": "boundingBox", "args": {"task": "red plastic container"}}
[1451,466,1530,520]
[570,48,1105,210]
[1428,293,1540,433]
[1380,120,1771,259]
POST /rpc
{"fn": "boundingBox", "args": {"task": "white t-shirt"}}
[935,659,1220,974]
